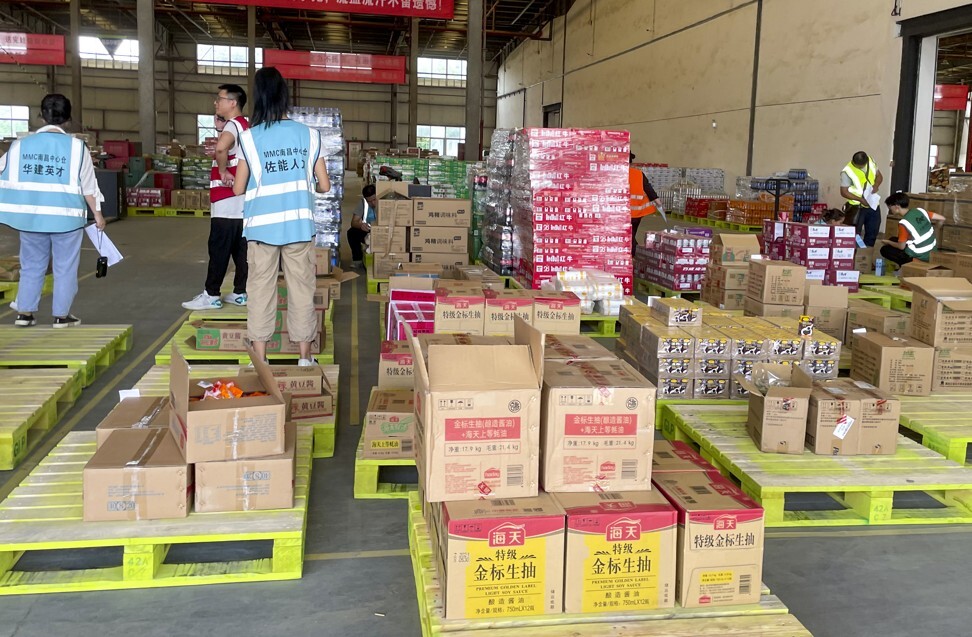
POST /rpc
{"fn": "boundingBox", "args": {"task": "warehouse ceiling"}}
[937,31,972,86]
[1,0,572,62]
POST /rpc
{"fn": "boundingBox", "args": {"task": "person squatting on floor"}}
[347,183,377,269]
[234,67,331,366]
[0,94,105,328]
[183,84,251,311]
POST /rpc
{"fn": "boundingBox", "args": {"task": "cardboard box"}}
[830,247,856,270]
[434,282,486,334]
[276,279,331,310]
[786,245,831,269]
[705,264,748,290]
[436,494,565,618]
[826,379,900,455]
[743,296,803,319]
[533,292,582,335]
[314,248,332,276]
[710,234,761,265]
[796,368,863,456]
[168,345,288,463]
[747,259,806,305]
[410,251,470,275]
[804,285,849,339]
[899,262,953,287]
[785,222,831,248]
[370,225,409,254]
[189,321,323,356]
[832,224,857,247]
[379,340,414,390]
[376,198,413,227]
[702,286,746,311]
[411,198,472,227]
[483,289,534,336]
[850,332,934,396]
[652,471,764,608]
[410,227,468,253]
[373,252,410,279]
[95,396,171,448]
[933,346,972,391]
[262,365,329,397]
[415,333,513,360]
[363,388,416,459]
[556,491,677,613]
[907,277,972,346]
[543,334,616,361]
[83,429,190,521]
[846,302,911,344]
[409,319,544,501]
[649,297,702,327]
[541,360,656,492]
[651,440,717,473]
[194,425,296,513]
[855,246,876,273]
[737,364,810,455]
[290,393,334,420]
[315,267,359,302]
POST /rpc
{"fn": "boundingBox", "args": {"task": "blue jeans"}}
[855,205,881,247]
[16,229,83,317]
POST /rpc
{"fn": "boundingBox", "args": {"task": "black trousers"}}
[631,216,644,257]
[347,226,369,261]
[204,217,247,297]
[879,244,914,267]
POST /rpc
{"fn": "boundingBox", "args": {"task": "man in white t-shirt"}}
[182,84,250,310]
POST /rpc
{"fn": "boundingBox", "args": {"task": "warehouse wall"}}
[0,41,497,155]
[498,0,970,205]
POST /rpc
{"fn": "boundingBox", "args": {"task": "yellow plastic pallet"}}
[638,279,703,300]
[861,285,911,311]
[405,493,811,637]
[0,368,84,470]
[848,290,892,309]
[367,276,388,296]
[899,394,972,466]
[353,430,417,499]
[154,322,334,366]
[127,206,175,217]
[655,399,746,432]
[579,313,621,338]
[0,430,313,595]
[131,364,339,459]
[659,404,972,527]
[858,274,898,286]
[0,275,55,302]
[0,325,133,387]
[188,301,334,325]
[170,208,210,218]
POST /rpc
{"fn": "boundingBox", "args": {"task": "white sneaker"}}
[9,300,17,311]
[222,292,247,306]
[297,358,317,367]
[182,292,222,311]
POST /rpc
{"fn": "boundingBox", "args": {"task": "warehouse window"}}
[0,105,30,138]
[417,57,466,87]
[198,45,263,75]
[416,125,465,157]
[79,37,139,70]
[197,114,218,144]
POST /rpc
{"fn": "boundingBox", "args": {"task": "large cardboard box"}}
[95,396,171,448]
[743,296,803,319]
[315,267,359,302]
[543,334,616,361]
[747,259,806,305]
[541,360,656,492]
[363,388,416,459]
[410,227,468,253]
[434,281,485,335]
[845,302,911,344]
[532,292,582,335]
[416,333,513,360]
[652,471,764,608]
[796,369,863,456]
[850,332,934,396]
[907,278,972,346]
[827,379,900,455]
[705,264,748,290]
[933,346,972,391]
[737,364,810,455]
[411,198,472,227]
[710,234,761,265]
[556,491,677,613]
[83,429,191,521]
[168,345,288,463]
[409,252,469,275]
[376,188,413,227]
[194,425,296,513]
[436,494,565,618]
[373,252,410,279]
[804,285,849,340]
[188,321,323,356]
[651,440,717,473]
[649,297,702,327]
[409,320,544,501]
[899,261,953,285]
[378,340,414,390]
[370,225,409,254]
[483,289,534,336]
[290,393,334,420]
[262,365,329,397]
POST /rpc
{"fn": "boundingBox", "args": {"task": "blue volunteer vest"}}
[238,120,319,246]
[0,131,87,233]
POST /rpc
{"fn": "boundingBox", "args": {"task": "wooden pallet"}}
[154,322,334,366]
[899,394,972,466]
[0,368,84,470]
[405,493,811,637]
[861,285,911,311]
[353,430,417,499]
[848,290,892,309]
[0,325,133,387]
[131,364,338,459]
[0,431,313,595]
[659,404,972,527]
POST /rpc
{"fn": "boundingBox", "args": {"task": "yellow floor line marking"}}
[0,311,190,500]
[305,548,409,562]
[350,279,360,427]
[767,526,972,539]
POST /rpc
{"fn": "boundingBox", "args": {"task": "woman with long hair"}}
[234,67,330,365]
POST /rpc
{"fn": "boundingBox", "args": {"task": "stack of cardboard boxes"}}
[701,234,762,311]
[372,182,472,279]
[83,348,297,520]
[763,221,859,290]
[744,258,807,318]
[635,231,711,292]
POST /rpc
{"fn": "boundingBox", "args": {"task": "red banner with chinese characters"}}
[203,0,453,19]
[0,33,66,66]
[264,50,407,84]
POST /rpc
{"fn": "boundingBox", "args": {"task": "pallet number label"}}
[581,527,665,612]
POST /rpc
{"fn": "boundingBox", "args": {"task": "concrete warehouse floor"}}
[0,177,968,637]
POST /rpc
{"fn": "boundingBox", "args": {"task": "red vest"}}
[210,115,249,204]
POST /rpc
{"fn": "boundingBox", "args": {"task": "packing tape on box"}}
[229,410,241,460]
[238,460,255,511]
[123,428,167,520]
[132,400,165,430]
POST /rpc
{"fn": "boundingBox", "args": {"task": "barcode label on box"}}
[490,499,516,506]
[691,485,710,495]
[739,574,752,595]
[597,492,623,500]
[507,465,523,487]
[401,439,413,455]
[621,459,638,481]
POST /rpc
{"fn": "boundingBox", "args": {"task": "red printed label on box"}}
[445,417,521,442]
[564,414,637,436]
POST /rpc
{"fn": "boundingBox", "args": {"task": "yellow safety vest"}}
[842,159,879,202]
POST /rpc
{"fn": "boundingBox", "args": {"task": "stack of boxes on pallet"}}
[82,350,309,520]
[635,229,712,292]
[371,182,472,279]
[763,220,859,290]
[702,234,761,310]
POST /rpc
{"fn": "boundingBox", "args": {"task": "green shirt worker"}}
[880,192,944,267]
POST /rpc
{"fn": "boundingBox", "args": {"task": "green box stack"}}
[181,156,212,190]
